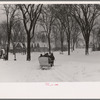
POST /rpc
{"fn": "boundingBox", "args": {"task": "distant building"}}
[10,42,26,53]
[32,42,48,52]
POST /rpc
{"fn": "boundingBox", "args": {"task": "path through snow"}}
[0,49,100,82]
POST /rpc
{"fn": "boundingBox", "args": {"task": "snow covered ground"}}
[0,48,100,82]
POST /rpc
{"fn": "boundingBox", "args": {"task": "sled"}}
[38,57,52,70]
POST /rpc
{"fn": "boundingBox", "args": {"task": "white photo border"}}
[0,1,100,99]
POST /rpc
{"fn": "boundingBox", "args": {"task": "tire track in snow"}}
[53,63,83,82]
[51,66,74,82]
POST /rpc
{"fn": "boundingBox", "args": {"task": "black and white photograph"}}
[1,0,100,99]
[0,2,100,83]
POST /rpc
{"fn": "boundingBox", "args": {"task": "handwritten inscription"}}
[45,82,59,86]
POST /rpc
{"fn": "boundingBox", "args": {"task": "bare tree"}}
[52,25,60,51]
[18,4,43,61]
[72,4,100,55]
[53,4,74,55]
[11,20,26,54]
[95,28,100,50]
[3,4,18,60]
[0,21,7,46]
[11,20,25,43]
[40,5,55,53]
[71,19,80,51]
[52,19,65,53]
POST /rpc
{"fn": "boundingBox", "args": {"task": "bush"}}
[92,45,100,51]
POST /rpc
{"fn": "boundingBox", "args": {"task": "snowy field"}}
[0,48,100,82]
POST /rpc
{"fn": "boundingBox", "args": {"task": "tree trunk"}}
[68,38,70,55]
[73,42,75,51]
[83,31,90,55]
[55,40,57,49]
[76,40,78,48]
[61,38,64,53]
[92,33,95,51]
[60,31,64,53]
[72,38,76,51]
[6,14,9,60]
[6,35,10,60]
[85,40,89,55]
[27,34,31,61]
[6,27,11,60]
[13,43,15,55]
[71,38,73,52]
[67,31,70,55]
[48,35,51,54]
[54,35,58,50]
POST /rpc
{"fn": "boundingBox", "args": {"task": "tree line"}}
[0,4,100,61]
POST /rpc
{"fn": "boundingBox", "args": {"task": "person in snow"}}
[43,53,52,65]
[44,53,49,57]
[1,49,5,59]
[39,54,43,57]
[0,49,2,58]
[49,53,55,66]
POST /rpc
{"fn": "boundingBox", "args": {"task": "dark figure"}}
[49,53,55,66]
[44,53,52,65]
[1,49,5,59]
[39,54,43,57]
[0,50,2,59]
[44,53,49,57]
[14,53,16,61]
